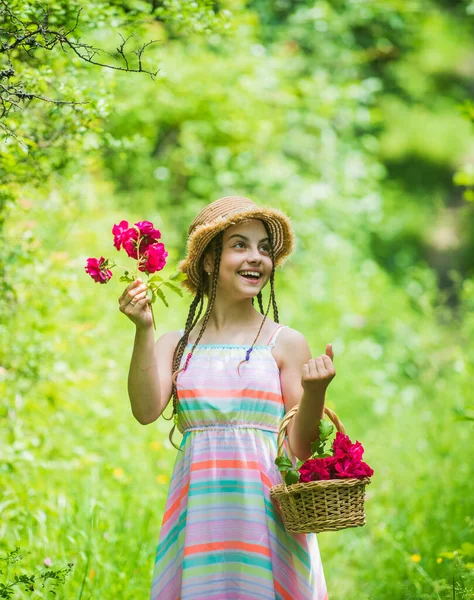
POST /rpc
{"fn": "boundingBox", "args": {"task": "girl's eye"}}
[234,242,270,252]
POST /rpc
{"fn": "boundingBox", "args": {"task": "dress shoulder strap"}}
[266,325,288,347]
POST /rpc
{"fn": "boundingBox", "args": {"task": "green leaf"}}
[169,271,185,280]
[155,287,169,307]
[319,420,334,441]
[148,274,164,283]
[310,452,333,459]
[275,456,293,470]
[119,274,133,283]
[284,469,300,485]
[163,281,183,296]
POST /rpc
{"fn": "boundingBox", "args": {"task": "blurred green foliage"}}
[1,0,474,598]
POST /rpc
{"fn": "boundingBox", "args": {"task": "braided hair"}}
[165,220,280,451]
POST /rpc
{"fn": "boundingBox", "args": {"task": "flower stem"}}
[108,262,130,271]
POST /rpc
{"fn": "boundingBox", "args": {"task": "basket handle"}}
[276,404,346,492]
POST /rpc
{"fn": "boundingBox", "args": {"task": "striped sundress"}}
[150,324,328,600]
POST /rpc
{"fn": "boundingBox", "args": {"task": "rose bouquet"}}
[275,418,374,486]
[84,219,183,329]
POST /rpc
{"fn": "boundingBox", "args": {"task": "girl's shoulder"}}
[271,325,307,369]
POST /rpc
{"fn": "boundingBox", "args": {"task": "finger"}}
[135,296,150,306]
[126,296,148,313]
[302,364,309,379]
[119,279,141,303]
[314,356,326,374]
[326,343,334,361]
[129,293,146,308]
[321,355,334,372]
[308,358,318,378]
[138,297,152,312]
[127,285,146,302]
[133,290,147,301]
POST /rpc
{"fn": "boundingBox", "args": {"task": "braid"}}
[252,291,265,314]
[270,270,279,323]
[163,279,204,451]
[236,221,279,376]
[168,232,224,451]
[163,274,203,423]
[264,220,279,325]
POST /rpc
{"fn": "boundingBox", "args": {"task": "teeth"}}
[239,271,260,278]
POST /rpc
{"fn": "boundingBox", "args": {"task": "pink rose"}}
[112,220,130,251]
[333,458,356,478]
[332,433,365,461]
[135,221,162,240]
[299,457,336,482]
[348,441,364,462]
[122,221,162,260]
[332,432,353,453]
[84,257,113,284]
[297,429,374,482]
[333,457,373,479]
[351,460,374,478]
[139,243,168,273]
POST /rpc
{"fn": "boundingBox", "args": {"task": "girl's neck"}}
[188,313,274,346]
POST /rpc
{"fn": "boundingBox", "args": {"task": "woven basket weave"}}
[270,405,371,534]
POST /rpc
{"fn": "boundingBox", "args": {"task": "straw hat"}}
[178,196,295,295]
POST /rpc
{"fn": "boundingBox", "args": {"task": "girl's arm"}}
[279,329,329,462]
[128,326,175,424]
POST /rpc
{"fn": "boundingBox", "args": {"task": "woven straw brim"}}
[178,206,295,295]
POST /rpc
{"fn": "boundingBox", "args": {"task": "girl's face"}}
[204,219,273,297]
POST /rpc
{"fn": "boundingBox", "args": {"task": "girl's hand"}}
[301,343,336,394]
[118,278,153,330]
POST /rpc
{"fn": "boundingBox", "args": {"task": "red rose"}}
[122,221,162,260]
[333,458,357,478]
[333,457,374,479]
[332,432,353,453]
[332,433,365,461]
[135,220,162,240]
[297,430,374,483]
[139,243,168,273]
[298,457,336,482]
[351,460,374,478]
[84,256,113,284]
[112,220,130,251]
[348,441,364,462]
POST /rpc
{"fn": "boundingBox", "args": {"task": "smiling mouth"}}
[237,272,262,283]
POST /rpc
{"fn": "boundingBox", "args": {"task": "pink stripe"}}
[179,387,283,403]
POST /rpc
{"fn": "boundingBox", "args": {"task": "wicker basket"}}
[270,404,371,534]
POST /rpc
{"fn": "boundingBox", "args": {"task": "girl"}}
[120,196,335,599]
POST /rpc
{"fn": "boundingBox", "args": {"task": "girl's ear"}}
[203,249,215,274]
